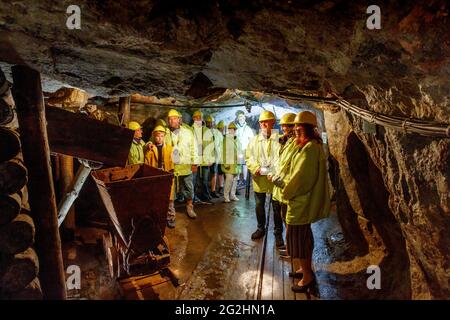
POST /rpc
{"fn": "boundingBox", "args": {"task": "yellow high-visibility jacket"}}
[211,128,223,164]
[272,137,296,203]
[221,135,242,175]
[245,132,280,193]
[282,140,330,225]
[145,143,175,201]
[128,139,146,165]
[165,124,196,177]
[192,124,216,166]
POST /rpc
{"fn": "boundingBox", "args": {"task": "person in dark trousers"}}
[268,113,297,248]
[245,110,280,240]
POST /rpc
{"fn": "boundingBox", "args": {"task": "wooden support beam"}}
[0,127,21,163]
[118,96,131,127]
[60,155,75,232]
[0,247,39,293]
[0,193,22,226]
[11,65,66,300]
[46,106,134,167]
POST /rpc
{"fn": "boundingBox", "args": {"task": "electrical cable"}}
[268,91,449,138]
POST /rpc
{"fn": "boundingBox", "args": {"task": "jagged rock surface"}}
[0,0,448,299]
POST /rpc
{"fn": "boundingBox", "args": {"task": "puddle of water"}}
[178,234,248,299]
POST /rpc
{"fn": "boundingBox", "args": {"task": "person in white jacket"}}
[235,110,255,187]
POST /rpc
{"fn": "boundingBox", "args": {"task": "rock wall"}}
[0,0,448,299]
[324,105,448,299]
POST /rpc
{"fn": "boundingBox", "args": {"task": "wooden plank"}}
[260,197,273,300]
[272,232,284,300]
[11,65,66,300]
[118,96,130,127]
[282,253,296,300]
[46,106,134,167]
[260,221,274,300]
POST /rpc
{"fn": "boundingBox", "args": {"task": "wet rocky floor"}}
[62,188,383,300]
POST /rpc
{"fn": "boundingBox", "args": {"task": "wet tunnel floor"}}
[62,188,384,300]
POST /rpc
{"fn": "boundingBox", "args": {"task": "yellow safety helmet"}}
[259,110,276,122]
[128,121,141,131]
[294,111,318,127]
[228,122,237,130]
[156,118,167,127]
[193,110,203,119]
[280,113,296,125]
[216,120,225,129]
[168,109,181,118]
[206,115,214,122]
[152,125,167,134]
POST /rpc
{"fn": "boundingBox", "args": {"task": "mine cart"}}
[91,164,178,285]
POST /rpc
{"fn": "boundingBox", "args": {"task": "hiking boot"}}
[186,204,197,219]
[275,234,284,248]
[230,196,239,201]
[211,192,220,198]
[251,229,265,240]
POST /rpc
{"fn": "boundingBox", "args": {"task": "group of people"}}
[245,109,330,293]
[127,108,330,293]
[127,109,248,228]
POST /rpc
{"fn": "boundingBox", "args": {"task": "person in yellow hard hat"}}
[191,110,215,203]
[215,120,226,195]
[245,110,280,240]
[235,111,255,187]
[145,125,176,228]
[154,118,171,137]
[166,109,198,219]
[281,111,330,293]
[267,112,297,248]
[127,121,146,165]
[221,122,242,202]
[206,115,223,198]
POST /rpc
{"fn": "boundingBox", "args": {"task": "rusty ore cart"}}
[91,164,178,285]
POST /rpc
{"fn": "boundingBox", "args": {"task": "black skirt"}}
[286,224,314,259]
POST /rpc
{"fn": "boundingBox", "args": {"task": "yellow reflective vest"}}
[221,134,242,175]
[245,132,280,193]
[282,140,330,225]
[128,139,146,165]
[272,137,296,202]
[192,124,216,166]
[165,124,196,177]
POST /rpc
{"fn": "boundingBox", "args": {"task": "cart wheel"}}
[103,233,118,279]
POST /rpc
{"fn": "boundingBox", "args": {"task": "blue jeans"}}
[175,174,194,201]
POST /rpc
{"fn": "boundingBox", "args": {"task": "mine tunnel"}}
[0,1,448,301]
